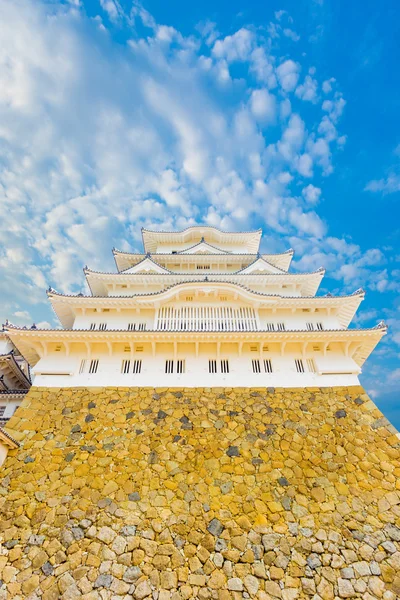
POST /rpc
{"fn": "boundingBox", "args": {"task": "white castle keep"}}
[5,226,386,388]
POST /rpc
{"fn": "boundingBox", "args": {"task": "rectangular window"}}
[295,358,305,373]
[89,359,99,374]
[165,359,174,374]
[221,359,229,374]
[121,359,130,374]
[316,322,324,331]
[277,322,286,331]
[132,359,142,374]
[209,359,217,374]
[177,359,185,374]
[89,323,96,330]
[0,407,5,417]
[266,323,275,331]
[252,359,261,373]
[264,359,273,373]
[196,265,210,270]
[307,358,316,373]
[98,323,107,331]
[79,359,86,374]
[306,322,314,331]
[128,323,146,331]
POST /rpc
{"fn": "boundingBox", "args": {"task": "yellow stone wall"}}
[1,386,400,600]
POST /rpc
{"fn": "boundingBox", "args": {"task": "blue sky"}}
[0,0,399,424]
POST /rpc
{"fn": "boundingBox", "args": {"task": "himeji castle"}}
[3,227,400,600]
[4,226,386,388]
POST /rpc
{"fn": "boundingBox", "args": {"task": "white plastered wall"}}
[31,343,361,388]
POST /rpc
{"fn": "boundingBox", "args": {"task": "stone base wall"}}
[1,386,400,600]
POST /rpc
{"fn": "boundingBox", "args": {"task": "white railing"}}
[156,305,258,331]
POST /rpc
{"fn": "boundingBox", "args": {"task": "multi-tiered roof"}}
[5,226,386,378]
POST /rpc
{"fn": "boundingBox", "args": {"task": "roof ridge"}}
[141,226,262,235]
[45,281,362,302]
[83,268,325,277]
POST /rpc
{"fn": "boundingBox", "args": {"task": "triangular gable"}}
[123,257,170,275]
[179,241,229,255]
[238,257,283,275]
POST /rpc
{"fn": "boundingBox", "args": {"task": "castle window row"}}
[77,358,319,376]
[82,321,325,332]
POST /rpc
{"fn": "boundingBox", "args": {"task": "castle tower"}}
[0,332,29,463]
[1,227,400,600]
[4,226,387,388]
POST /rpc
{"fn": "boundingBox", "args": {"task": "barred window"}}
[121,359,130,374]
[89,359,99,374]
[165,360,174,374]
[98,323,107,331]
[209,359,217,374]
[295,358,305,373]
[132,360,142,374]
[264,359,273,373]
[252,359,261,373]
[177,360,185,374]
[221,359,229,374]
[277,322,286,331]
[316,322,324,331]
[266,323,275,331]
[0,407,5,417]
[306,322,314,331]
[89,323,96,330]
[79,359,86,374]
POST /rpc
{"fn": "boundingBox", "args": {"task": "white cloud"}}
[388,368,400,382]
[302,184,321,204]
[322,77,335,93]
[249,89,276,122]
[322,93,346,122]
[276,59,301,92]
[0,0,377,333]
[13,310,32,321]
[288,208,326,238]
[295,75,318,103]
[212,28,254,62]
[365,174,400,194]
[278,114,306,160]
[296,153,313,177]
[283,29,300,42]
[100,0,123,22]
[307,137,332,175]
[249,48,277,88]
[274,10,287,21]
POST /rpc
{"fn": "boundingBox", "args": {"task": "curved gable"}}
[238,257,284,275]
[122,257,170,275]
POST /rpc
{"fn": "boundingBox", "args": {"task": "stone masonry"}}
[0,386,400,600]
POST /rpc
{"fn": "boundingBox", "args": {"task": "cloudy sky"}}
[1,0,399,424]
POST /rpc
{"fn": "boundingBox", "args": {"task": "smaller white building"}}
[0,331,31,425]
[5,226,386,388]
